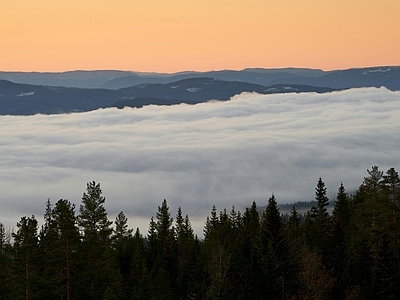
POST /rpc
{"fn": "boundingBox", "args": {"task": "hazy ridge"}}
[0,77,337,115]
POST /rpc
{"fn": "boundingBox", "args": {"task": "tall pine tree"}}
[314,178,333,267]
[78,181,113,300]
[51,199,81,300]
[12,216,40,300]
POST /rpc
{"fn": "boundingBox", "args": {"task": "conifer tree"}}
[356,166,387,258]
[203,216,212,241]
[78,181,113,300]
[12,216,40,300]
[42,198,53,235]
[297,246,336,299]
[288,205,301,232]
[146,216,158,273]
[261,194,283,250]
[286,205,302,292]
[114,211,133,241]
[332,183,351,228]
[315,177,330,220]
[38,199,59,300]
[331,183,351,296]
[229,205,242,234]
[154,199,177,294]
[313,178,333,267]
[349,230,384,298]
[373,232,398,299]
[155,199,173,244]
[51,199,80,300]
[230,201,263,299]
[112,211,133,299]
[203,207,232,299]
[261,194,293,298]
[303,209,313,244]
[0,223,12,300]
[129,228,147,299]
[360,166,385,232]
[175,206,184,241]
[382,167,400,259]
[174,208,198,299]
[79,181,113,241]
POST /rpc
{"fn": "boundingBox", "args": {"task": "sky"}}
[1,0,400,72]
[1,88,399,235]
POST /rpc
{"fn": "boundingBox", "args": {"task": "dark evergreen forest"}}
[1,165,399,300]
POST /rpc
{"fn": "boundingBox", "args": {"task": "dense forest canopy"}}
[1,165,399,299]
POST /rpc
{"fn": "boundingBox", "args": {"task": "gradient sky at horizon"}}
[1,0,400,72]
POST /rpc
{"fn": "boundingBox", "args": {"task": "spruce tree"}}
[0,223,12,300]
[12,216,40,300]
[155,200,177,294]
[356,166,388,258]
[229,205,242,234]
[114,211,133,241]
[175,206,184,241]
[315,177,330,220]
[382,167,400,259]
[313,178,333,267]
[175,209,197,299]
[38,199,59,300]
[155,199,173,244]
[78,181,113,300]
[373,232,398,299]
[146,216,158,272]
[230,202,263,299]
[286,205,302,293]
[112,211,133,300]
[288,205,301,231]
[332,183,351,228]
[129,228,150,299]
[360,166,385,233]
[79,181,113,241]
[260,194,293,298]
[203,206,232,299]
[331,183,351,296]
[51,199,80,300]
[129,228,147,299]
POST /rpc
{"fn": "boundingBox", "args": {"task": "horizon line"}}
[1,64,399,74]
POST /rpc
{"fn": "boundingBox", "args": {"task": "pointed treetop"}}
[115,211,133,238]
[288,205,301,228]
[315,178,329,208]
[78,181,112,238]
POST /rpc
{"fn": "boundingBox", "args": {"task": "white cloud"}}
[0,87,399,235]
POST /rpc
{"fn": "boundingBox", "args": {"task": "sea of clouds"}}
[1,87,399,235]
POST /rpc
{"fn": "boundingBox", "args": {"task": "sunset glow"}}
[1,0,400,72]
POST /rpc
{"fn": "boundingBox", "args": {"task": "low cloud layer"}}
[1,87,399,234]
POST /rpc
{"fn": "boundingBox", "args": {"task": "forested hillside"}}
[1,166,399,299]
[0,78,337,115]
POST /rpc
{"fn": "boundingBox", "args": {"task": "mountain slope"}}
[1,66,399,90]
[0,78,338,115]
[101,68,325,89]
[271,66,400,90]
[0,70,133,88]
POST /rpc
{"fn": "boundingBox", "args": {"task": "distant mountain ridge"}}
[1,66,399,115]
[100,68,326,89]
[271,66,400,90]
[0,77,338,115]
[0,70,131,88]
[1,66,399,90]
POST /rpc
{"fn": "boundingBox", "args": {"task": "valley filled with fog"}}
[1,87,399,233]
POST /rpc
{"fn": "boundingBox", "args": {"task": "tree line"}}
[0,166,399,299]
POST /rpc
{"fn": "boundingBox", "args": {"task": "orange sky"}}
[1,0,399,72]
